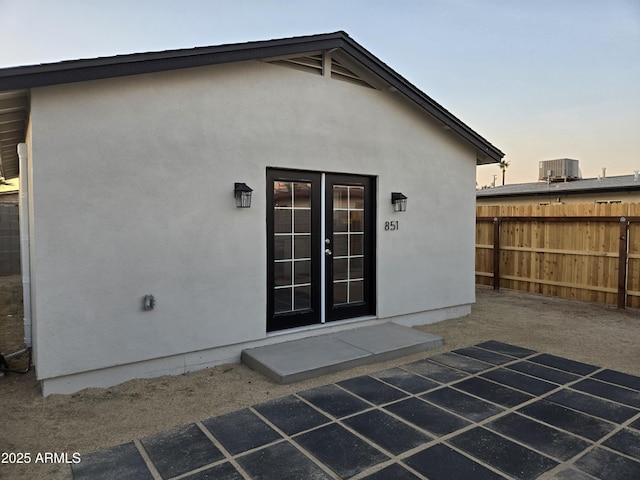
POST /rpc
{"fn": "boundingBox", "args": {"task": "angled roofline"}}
[0,32,346,90]
[336,34,503,164]
[0,31,503,164]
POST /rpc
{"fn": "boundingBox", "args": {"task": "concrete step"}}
[241,323,443,384]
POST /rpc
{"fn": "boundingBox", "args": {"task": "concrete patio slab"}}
[241,323,443,384]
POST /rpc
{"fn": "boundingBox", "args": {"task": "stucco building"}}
[0,32,503,395]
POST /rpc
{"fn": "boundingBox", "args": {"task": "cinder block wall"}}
[0,204,20,275]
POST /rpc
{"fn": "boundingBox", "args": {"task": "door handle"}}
[325,248,332,256]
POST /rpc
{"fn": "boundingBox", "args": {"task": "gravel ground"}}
[1,281,639,480]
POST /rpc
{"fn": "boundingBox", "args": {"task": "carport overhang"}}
[0,89,28,180]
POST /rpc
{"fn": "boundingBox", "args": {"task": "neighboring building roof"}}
[0,32,503,179]
[477,174,640,198]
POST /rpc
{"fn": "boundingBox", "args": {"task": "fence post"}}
[493,217,500,290]
[618,216,628,309]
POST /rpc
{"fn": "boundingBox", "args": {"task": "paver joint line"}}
[71,340,640,480]
[194,420,253,480]
[133,439,162,480]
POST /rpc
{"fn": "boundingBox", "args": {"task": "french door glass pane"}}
[293,183,311,207]
[333,234,348,257]
[334,186,350,208]
[274,288,292,312]
[349,258,363,279]
[350,234,364,255]
[349,188,364,209]
[274,236,292,260]
[350,280,364,302]
[294,286,311,310]
[333,185,365,306]
[333,282,347,304]
[333,258,349,281]
[273,181,312,314]
[294,210,311,233]
[294,235,311,258]
[274,262,292,286]
[294,260,311,284]
[274,181,293,207]
[274,210,291,233]
[333,210,348,232]
[350,211,363,232]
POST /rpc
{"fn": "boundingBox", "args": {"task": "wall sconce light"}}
[391,192,407,212]
[143,294,155,311]
[234,183,253,208]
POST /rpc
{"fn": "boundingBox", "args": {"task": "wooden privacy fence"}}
[476,203,640,309]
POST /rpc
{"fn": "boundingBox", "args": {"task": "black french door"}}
[267,170,322,331]
[324,174,375,322]
[267,169,375,332]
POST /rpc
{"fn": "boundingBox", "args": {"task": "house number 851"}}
[384,221,399,231]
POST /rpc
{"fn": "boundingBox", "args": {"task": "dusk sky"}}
[1,0,638,187]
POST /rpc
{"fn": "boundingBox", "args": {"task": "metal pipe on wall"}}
[17,142,31,348]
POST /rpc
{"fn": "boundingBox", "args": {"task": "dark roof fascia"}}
[336,35,503,164]
[0,32,346,91]
[0,31,503,163]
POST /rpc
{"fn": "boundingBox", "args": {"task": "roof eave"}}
[337,35,503,164]
[0,32,348,91]
[0,31,503,165]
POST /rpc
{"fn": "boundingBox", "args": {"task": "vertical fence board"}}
[628,206,640,307]
[493,218,500,290]
[618,218,628,309]
[476,203,640,308]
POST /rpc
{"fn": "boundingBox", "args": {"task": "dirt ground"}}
[1,275,639,480]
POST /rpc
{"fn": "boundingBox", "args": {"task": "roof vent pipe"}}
[634,170,639,181]
[602,167,606,178]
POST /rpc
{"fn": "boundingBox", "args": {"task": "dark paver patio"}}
[71,341,640,480]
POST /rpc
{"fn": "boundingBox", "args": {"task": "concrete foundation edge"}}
[39,303,469,396]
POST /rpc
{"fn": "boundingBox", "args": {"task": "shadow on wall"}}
[0,203,20,275]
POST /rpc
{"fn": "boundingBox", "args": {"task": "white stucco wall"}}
[28,59,477,393]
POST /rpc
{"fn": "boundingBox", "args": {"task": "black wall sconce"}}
[391,192,407,212]
[234,183,253,208]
